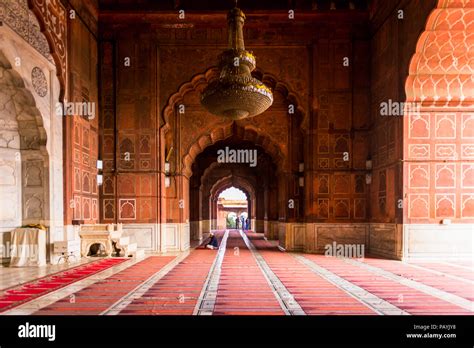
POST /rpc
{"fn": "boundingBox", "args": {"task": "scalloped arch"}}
[210,175,256,203]
[161,67,305,177]
[183,123,285,178]
[0,50,48,150]
[405,0,474,106]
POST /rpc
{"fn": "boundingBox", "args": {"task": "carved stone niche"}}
[79,223,128,257]
[25,160,43,187]
[79,224,112,257]
[0,160,16,186]
[24,194,43,220]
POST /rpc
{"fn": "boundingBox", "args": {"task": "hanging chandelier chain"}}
[201,5,273,120]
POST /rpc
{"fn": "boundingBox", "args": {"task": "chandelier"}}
[201,6,273,120]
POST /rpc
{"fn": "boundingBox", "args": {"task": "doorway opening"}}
[217,187,248,230]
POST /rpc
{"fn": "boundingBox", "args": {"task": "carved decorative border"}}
[27,0,67,101]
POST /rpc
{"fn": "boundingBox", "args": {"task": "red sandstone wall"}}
[98,13,373,225]
[404,0,474,223]
[306,36,371,223]
[64,0,100,224]
[100,35,159,223]
[369,0,438,224]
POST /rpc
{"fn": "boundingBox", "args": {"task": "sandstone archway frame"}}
[210,175,255,203]
[210,174,256,231]
[405,0,473,108]
[160,67,306,179]
[401,0,474,259]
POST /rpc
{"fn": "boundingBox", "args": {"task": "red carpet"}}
[120,232,225,315]
[359,258,474,301]
[0,258,127,313]
[34,256,175,315]
[213,230,284,315]
[303,254,472,315]
[247,232,376,315]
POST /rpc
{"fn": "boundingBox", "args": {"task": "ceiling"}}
[98,0,370,12]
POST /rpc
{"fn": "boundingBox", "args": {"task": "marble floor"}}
[0,231,473,315]
[0,257,93,291]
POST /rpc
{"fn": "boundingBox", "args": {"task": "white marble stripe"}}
[437,261,474,272]
[240,231,305,315]
[345,258,474,312]
[293,254,409,316]
[402,262,474,285]
[194,230,229,315]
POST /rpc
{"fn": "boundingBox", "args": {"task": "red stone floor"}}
[248,233,377,315]
[213,230,284,315]
[5,230,473,316]
[358,258,474,301]
[302,255,472,315]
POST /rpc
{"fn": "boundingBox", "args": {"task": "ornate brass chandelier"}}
[201,6,273,120]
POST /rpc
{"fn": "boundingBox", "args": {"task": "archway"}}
[212,180,253,232]
[0,50,51,258]
[0,0,66,264]
[216,187,248,230]
[161,66,305,250]
[401,0,473,259]
[189,135,279,242]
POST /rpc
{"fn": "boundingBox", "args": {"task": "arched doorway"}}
[0,0,66,263]
[161,67,305,250]
[189,134,279,242]
[401,1,474,259]
[216,187,248,230]
[0,50,53,261]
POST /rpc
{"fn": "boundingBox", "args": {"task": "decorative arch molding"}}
[0,50,48,150]
[405,0,474,106]
[162,68,218,132]
[161,66,306,177]
[27,0,67,101]
[199,161,260,190]
[400,0,474,260]
[209,174,257,227]
[161,67,306,131]
[210,174,256,203]
[253,69,306,128]
[183,123,285,178]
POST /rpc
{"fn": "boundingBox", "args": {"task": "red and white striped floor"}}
[1,230,472,316]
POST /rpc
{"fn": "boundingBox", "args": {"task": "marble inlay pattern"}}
[31,66,47,97]
[194,230,229,315]
[240,230,306,315]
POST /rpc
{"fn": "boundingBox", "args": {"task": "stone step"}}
[128,248,145,258]
[119,236,130,246]
[127,243,137,253]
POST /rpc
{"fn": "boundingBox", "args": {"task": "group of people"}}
[235,216,250,231]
